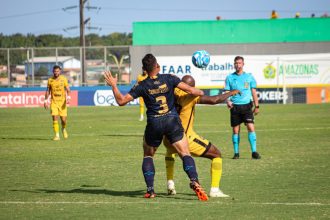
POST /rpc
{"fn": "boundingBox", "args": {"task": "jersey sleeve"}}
[170,74,181,87]
[64,76,69,87]
[128,83,142,99]
[224,75,231,91]
[250,74,257,88]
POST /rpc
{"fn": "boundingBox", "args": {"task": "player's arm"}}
[177,82,204,96]
[251,88,259,115]
[103,71,134,106]
[44,84,51,109]
[198,90,240,105]
[65,84,71,104]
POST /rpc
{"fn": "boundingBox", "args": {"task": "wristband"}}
[255,105,259,108]
[67,96,71,100]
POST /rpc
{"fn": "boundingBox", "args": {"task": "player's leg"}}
[163,137,177,195]
[59,103,68,139]
[52,115,60,140]
[247,123,261,159]
[244,104,261,159]
[139,97,144,121]
[230,106,241,159]
[60,116,68,139]
[142,141,157,198]
[166,117,208,201]
[51,103,60,140]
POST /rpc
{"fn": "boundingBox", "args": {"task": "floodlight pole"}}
[80,0,86,86]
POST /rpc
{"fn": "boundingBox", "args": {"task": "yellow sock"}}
[211,157,222,188]
[165,152,176,180]
[53,121,59,136]
[139,105,144,117]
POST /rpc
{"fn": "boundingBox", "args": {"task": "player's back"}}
[174,88,199,134]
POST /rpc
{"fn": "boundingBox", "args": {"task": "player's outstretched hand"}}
[103,71,117,87]
[230,89,241,96]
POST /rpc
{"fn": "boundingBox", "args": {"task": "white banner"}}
[157,53,330,88]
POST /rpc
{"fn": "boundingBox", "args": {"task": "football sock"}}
[211,157,222,188]
[248,132,257,152]
[139,105,144,118]
[142,156,155,193]
[53,121,59,136]
[165,152,176,181]
[232,134,240,154]
[61,121,67,130]
[182,155,198,182]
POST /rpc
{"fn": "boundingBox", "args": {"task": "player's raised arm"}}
[177,82,204,96]
[199,90,240,105]
[103,71,134,106]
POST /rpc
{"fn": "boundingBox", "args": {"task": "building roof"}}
[26,56,78,63]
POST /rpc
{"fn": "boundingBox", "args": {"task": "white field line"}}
[0,201,328,206]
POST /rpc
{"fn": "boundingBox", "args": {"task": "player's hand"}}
[44,99,49,109]
[226,100,233,109]
[253,106,259,115]
[103,71,117,87]
[66,96,71,104]
[230,89,241,96]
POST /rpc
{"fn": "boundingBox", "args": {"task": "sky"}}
[1,0,329,37]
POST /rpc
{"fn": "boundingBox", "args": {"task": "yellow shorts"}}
[164,131,210,157]
[51,101,67,117]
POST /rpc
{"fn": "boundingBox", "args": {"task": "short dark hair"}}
[53,65,62,71]
[234,56,244,62]
[142,54,157,73]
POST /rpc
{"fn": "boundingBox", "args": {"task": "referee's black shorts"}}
[230,102,254,127]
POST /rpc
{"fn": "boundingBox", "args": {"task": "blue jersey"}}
[129,74,181,118]
[224,72,257,105]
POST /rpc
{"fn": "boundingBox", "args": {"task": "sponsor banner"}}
[78,89,138,106]
[0,91,78,108]
[157,53,330,88]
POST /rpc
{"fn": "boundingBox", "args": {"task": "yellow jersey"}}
[47,75,68,104]
[174,88,200,134]
[137,73,148,83]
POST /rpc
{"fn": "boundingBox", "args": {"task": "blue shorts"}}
[144,115,184,147]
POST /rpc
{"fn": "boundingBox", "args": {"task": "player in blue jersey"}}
[224,56,261,159]
[103,53,209,201]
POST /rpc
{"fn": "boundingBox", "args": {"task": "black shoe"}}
[232,153,240,159]
[252,152,261,159]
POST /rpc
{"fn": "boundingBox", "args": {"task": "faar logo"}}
[263,64,276,79]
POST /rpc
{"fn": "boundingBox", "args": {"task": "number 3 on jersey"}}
[156,96,169,114]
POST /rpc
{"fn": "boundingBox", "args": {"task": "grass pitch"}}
[0,104,329,219]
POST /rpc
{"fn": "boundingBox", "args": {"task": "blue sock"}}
[232,134,240,154]
[182,155,198,182]
[142,157,155,193]
[248,132,257,152]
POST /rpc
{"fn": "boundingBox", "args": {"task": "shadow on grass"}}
[100,134,143,137]
[1,137,50,141]
[10,187,196,200]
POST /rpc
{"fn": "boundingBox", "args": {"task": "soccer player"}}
[164,75,240,198]
[44,65,71,141]
[103,53,209,201]
[137,71,148,121]
[224,56,261,159]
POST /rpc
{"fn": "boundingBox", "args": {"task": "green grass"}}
[0,104,329,219]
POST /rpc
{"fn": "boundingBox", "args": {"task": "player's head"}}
[234,56,244,73]
[53,65,62,78]
[142,54,160,74]
[181,75,195,87]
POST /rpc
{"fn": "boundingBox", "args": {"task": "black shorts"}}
[230,102,254,127]
[144,115,184,147]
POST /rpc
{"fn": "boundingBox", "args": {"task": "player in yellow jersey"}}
[137,71,148,121]
[44,65,71,141]
[164,75,240,197]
